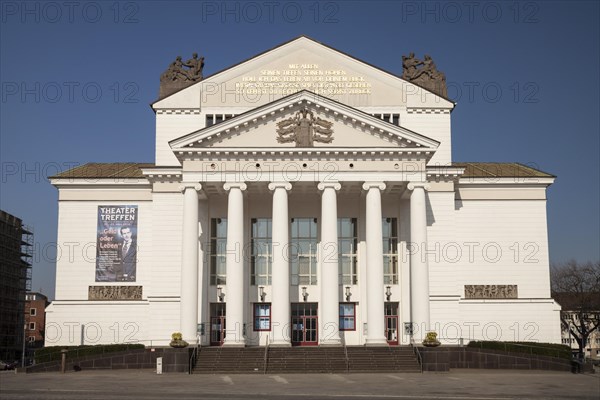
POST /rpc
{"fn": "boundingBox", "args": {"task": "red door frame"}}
[291,302,318,346]
[292,315,319,346]
[210,303,226,346]
[384,302,399,346]
[385,315,399,345]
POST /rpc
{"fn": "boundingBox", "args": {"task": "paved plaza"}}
[0,369,598,399]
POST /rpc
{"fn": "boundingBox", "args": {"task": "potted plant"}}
[422,331,441,347]
[169,332,189,348]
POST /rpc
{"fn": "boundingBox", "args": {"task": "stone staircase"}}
[346,346,421,373]
[193,346,421,374]
[266,346,347,373]
[192,347,265,374]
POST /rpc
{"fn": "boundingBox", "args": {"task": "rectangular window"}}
[210,218,227,285]
[339,303,356,331]
[383,218,398,284]
[28,336,35,343]
[291,218,318,285]
[253,303,271,331]
[338,218,358,285]
[372,113,400,125]
[29,322,35,330]
[251,218,272,285]
[30,308,36,316]
[206,114,236,127]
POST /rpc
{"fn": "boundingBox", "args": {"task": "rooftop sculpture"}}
[401,53,447,98]
[159,53,205,99]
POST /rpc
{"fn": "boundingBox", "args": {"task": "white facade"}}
[46,37,561,348]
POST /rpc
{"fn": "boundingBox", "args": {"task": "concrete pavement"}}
[0,369,598,399]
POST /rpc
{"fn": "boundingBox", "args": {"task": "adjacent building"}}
[0,210,32,360]
[24,292,49,362]
[561,313,600,360]
[46,36,561,348]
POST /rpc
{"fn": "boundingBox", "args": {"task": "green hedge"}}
[467,341,572,359]
[35,344,145,364]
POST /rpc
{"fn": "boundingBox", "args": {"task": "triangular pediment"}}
[170,91,439,154]
[153,36,454,111]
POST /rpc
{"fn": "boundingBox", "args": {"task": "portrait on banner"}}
[95,205,138,282]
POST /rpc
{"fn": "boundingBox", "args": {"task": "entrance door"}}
[384,302,399,345]
[291,303,318,346]
[210,303,226,346]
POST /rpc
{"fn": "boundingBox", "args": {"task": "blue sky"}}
[1,1,599,300]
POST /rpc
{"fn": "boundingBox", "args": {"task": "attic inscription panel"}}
[236,64,372,95]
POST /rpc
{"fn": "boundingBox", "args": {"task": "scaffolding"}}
[0,211,33,361]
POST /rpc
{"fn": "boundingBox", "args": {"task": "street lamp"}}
[259,286,266,302]
[217,286,225,302]
[302,287,308,302]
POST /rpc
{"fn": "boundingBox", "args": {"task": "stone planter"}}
[169,340,189,348]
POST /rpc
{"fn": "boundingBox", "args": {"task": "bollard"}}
[60,349,68,373]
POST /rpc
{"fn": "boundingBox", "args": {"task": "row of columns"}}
[179,181,430,346]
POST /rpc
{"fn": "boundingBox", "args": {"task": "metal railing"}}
[432,337,465,346]
[35,343,145,364]
[189,343,199,374]
[410,341,423,373]
[468,341,569,359]
[263,336,270,374]
[341,335,349,373]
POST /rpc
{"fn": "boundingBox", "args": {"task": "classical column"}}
[268,182,292,346]
[318,182,342,345]
[223,182,247,346]
[180,183,202,344]
[408,182,431,337]
[362,182,388,345]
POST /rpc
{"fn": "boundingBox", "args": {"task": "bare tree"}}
[551,260,600,359]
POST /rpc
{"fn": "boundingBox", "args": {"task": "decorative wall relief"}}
[464,285,518,299]
[89,286,143,301]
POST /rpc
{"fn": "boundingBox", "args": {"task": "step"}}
[193,346,421,374]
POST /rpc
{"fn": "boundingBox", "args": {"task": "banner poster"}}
[95,205,138,282]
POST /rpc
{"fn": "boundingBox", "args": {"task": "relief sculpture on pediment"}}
[276,107,334,147]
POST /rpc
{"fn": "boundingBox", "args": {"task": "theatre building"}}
[46,37,561,348]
